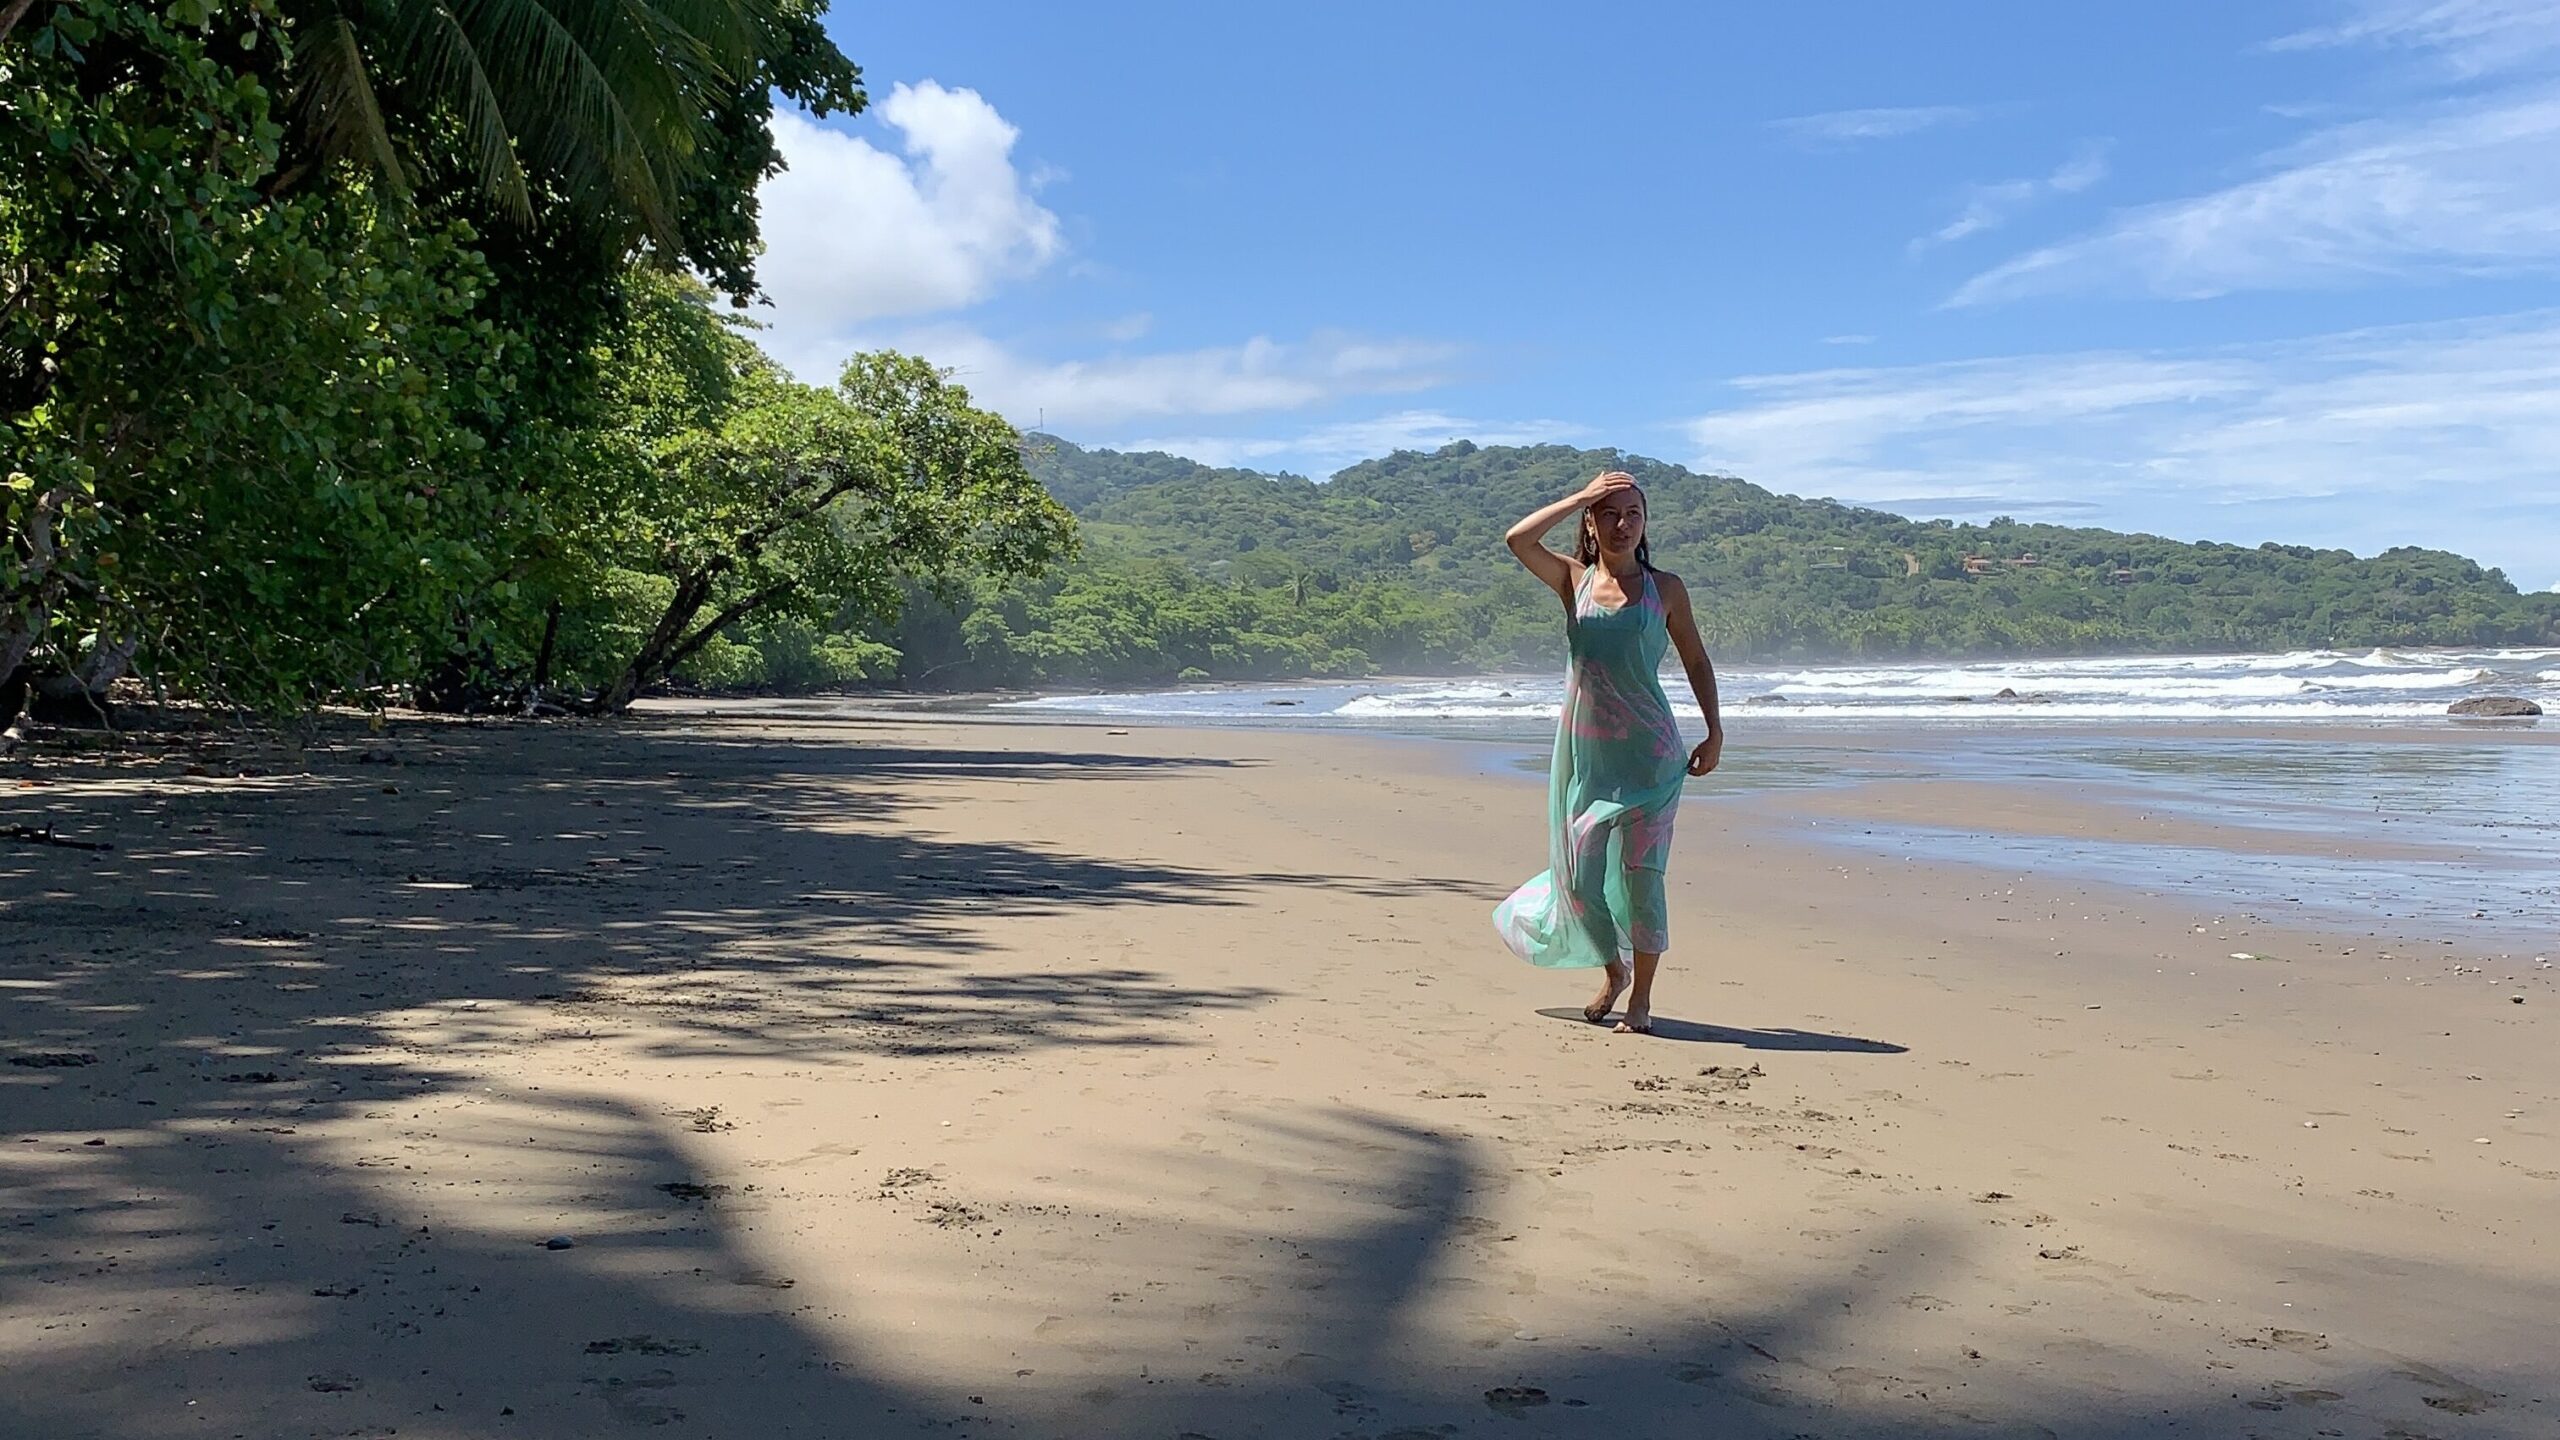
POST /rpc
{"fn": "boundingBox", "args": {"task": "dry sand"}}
[1,710,2552,1439]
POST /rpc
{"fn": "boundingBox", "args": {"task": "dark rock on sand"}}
[2448,695,2541,717]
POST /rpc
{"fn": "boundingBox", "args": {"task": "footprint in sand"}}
[594,1369,684,1426]
[758,1141,861,1170]
[2398,1360,2500,1416]
[2232,1326,2328,1353]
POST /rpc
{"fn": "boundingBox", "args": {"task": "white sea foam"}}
[1326,698,2445,723]
[1003,645,2555,728]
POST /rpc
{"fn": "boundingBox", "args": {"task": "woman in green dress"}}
[1494,470,1724,1034]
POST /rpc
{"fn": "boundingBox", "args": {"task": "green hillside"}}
[865,436,2560,687]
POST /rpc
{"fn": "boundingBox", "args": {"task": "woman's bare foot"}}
[1583,961,1631,1023]
[1613,951,1662,1034]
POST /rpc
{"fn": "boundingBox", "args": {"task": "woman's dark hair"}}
[1576,487,1654,571]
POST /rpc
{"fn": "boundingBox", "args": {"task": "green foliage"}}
[263,0,864,295]
[551,282,1075,711]
[871,436,2560,688]
[4,0,569,713]
[3,0,889,720]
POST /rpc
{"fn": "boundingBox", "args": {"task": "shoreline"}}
[3,710,2553,1437]
[647,694,2560,954]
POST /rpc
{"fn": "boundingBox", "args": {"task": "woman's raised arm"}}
[1506,471,1631,602]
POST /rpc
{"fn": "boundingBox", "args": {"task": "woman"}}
[1493,470,1723,1035]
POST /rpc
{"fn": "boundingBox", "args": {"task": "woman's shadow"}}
[1534,1007,1908,1052]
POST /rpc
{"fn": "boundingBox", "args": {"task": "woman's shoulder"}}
[1649,568,1688,596]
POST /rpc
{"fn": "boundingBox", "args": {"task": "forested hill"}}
[867,435,2559,687]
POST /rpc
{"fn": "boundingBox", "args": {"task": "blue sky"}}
[756,1,2560,589]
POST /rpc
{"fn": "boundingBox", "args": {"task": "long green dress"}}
[1493,565,1687,968]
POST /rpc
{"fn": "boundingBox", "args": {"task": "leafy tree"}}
[580,292,1074,712]
[3,0,559,719]
[3,0,870,725]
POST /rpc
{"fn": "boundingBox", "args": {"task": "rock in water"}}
[2448,696,2541,717]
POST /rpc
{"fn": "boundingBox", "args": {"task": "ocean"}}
[1004,646,2560,731]
[1000,648,2558,950]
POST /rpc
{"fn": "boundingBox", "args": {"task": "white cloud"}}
[1949,87,2560,303]
[1115,412,1587,480]
[755,84,1061,364]
[1921,180,2037,249]
[2047,146,2110,194]
[1769,105,1980,145]
[2270,0,2560,77]
[1913,145,2110,253]
[1101,312,1154,342]
[836,327,1459,431]
[1684,310,2560,576]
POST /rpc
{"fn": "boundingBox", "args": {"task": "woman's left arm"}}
[1658,575,1724,776]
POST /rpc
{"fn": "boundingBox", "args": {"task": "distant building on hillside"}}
[1961,553,2042,575]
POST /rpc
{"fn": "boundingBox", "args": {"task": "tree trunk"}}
[589,576,794,716]
[27,630,135,727]
[0,664,29,740]
[0,0,42,49]
[0,617,41,694]
[658,585,786,675]
[528,600,562,703]
[78,630,135,690]
[591,573,715,715]
[0,485,73,684]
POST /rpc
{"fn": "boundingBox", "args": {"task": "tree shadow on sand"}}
[3,717,2551,1437]
[0,716,1480,1093]
[3,1089,2549,1439]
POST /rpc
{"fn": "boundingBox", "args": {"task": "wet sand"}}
[1,710,2553,1438]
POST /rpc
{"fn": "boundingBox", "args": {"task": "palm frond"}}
[278,0,804,241]
[438,0,681,238]
[387,0,540,224]
[288,11,411,192]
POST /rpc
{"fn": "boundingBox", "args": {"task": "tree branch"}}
[659,583,791,675]
[0,0,42,49]
[729,466,870,559]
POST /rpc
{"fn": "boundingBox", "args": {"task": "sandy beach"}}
[2,709,2553,1438]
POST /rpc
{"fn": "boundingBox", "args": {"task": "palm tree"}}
[271,0,784,242]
